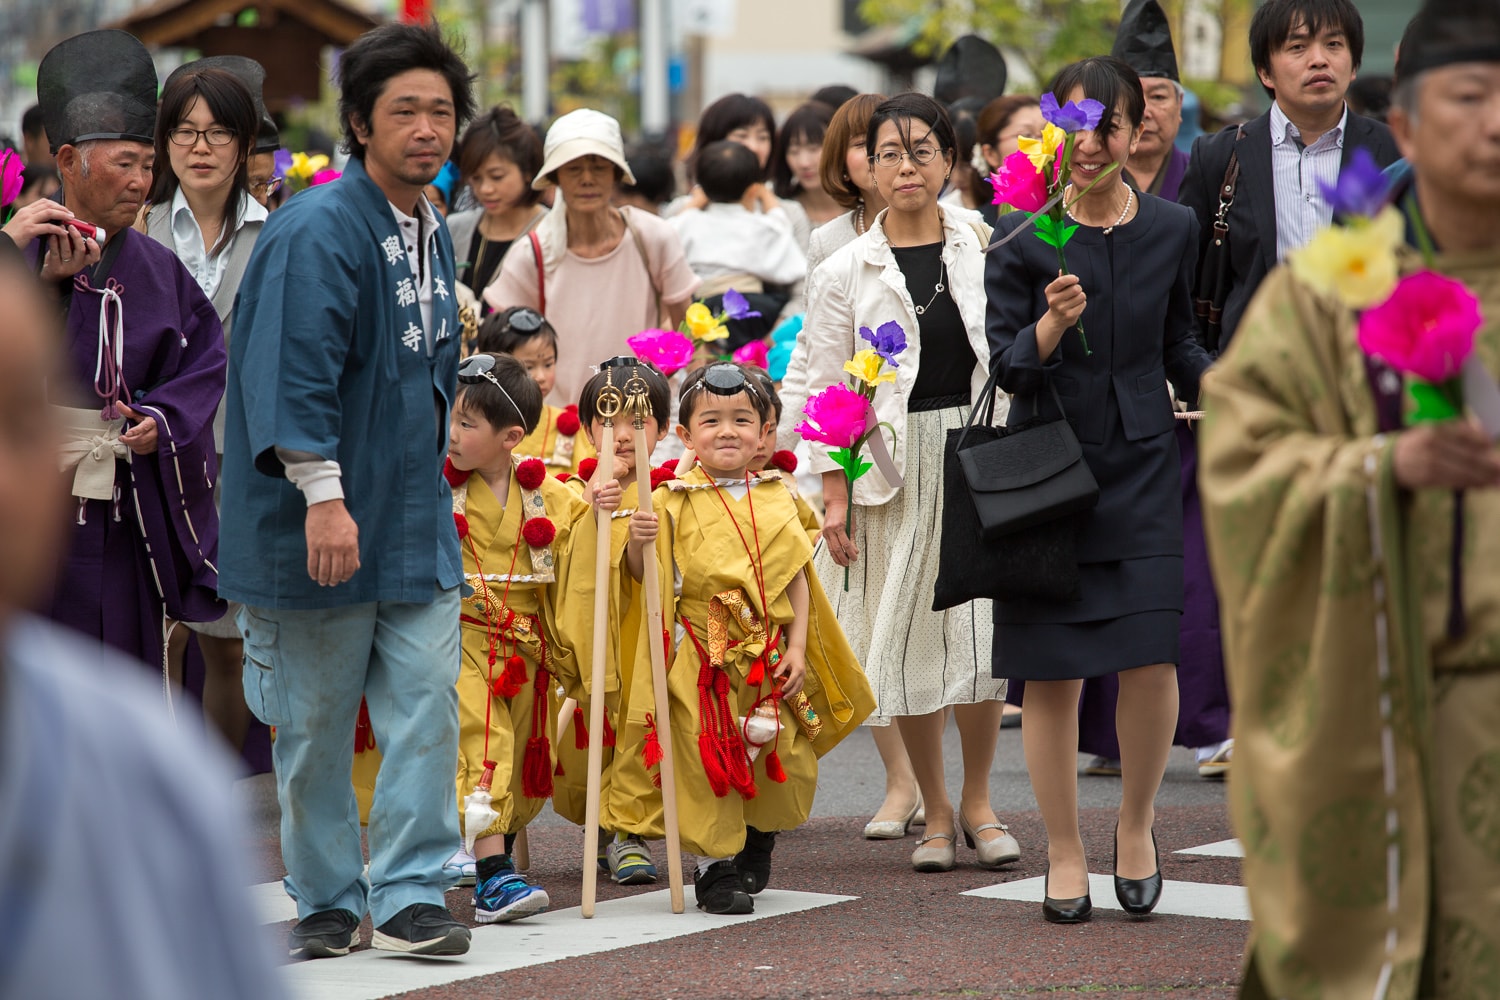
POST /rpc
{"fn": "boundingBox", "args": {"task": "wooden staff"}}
[625,369,685,913]
[514,827,530,872]
[581,372,622,918]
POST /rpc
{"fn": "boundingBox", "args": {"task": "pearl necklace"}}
[855,200,865,235]
[1065,184,1134,234]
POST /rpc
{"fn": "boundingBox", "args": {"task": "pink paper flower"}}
[0,149,22,207]
[627,328,696,375]
[1357,270,1482,383]
[309,168,341,186]
[795,383,869,449]
[732,339,770,369]
[989,149,1047,213]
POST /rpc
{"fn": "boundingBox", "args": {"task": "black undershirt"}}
[892,241,975,403]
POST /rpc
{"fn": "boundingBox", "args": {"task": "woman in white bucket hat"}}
[484,109,700,406]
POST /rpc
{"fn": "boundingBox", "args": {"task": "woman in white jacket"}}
[789,93,1018,873]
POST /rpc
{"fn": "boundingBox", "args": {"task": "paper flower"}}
[723,288,761,320]
[844,348,897,387]
[1290,206,1403,309]
[273,148,293,178]
[732,339,770,369]
[685,302,729,342]
[310,168,341,186]
[628,328,696,375]
[522,516,557,548]
[989,150,1048,214]
[556,405,581,436]
[287,152,329,182]
[795,383,869,449]
[516,458,547,490]
[1357,270,1481,384]
[0,149,23,208]
[1017,123,1066,174]
[1041,93,1106,133]
[859,321,907,367]
[1318,148,1390,220]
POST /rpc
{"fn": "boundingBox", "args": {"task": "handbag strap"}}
[957,366,1068,451]
[528,230,546,316]
[1212,126,1244,241]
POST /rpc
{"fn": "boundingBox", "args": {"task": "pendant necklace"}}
[915,254,947,316]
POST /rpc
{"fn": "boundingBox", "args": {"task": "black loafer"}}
[734,827,776,895]
[289,908,360,959]
[1113,826,1163,916]
[1041,866,1092,924]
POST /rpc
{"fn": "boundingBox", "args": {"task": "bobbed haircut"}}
[771,100,834,198]
[337,21,477,162]
[697,140,760,203]
[476,307,558,356]
[1047,57,1146,140]
[977,94,1041,151]
[150,67,259,257]
[819,92,886,210]
[577,360,671,428]
[1249,0,1364,99]
[864,93,959,162]
[677,362,775,426]
[457,105,544,205]
[456,352,543,434]
[691,93,776,182]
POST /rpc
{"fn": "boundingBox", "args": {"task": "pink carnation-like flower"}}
[989,149,1048,213]
[1357,270,1482,383]
[627,328,696,375]
[795,383,869,449]
[732,339,770,370]
[0,149,22,207]
[309,168,341,186]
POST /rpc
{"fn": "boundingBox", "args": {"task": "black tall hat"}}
[1111,0,1180,82]
[1396,0,1500,81]
[38,29,158,154]
[166,55,280,154]
[933,35,1008,105]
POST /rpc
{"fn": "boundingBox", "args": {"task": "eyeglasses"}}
[168,127,237,147]
[250,176,284,196]
[501,307,546,334]
[869,146,943,169]
[457,353,523,418]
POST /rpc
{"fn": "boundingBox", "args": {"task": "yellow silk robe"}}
[514,402,594,476]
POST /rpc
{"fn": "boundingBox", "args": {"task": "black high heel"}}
[1042,864,1092,924]
[1112,825,1163,916]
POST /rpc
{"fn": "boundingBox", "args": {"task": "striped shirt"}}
[1269,101,1347,263]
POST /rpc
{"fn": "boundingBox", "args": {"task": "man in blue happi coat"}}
[219,22,478,959]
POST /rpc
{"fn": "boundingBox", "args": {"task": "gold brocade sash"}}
[693,588,822,741]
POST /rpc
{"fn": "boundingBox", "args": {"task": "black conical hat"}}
[1396,0,1500,81]
[1112,0,1179,82]
[166,55,279,153]
[38,29,158,154]
[933,35,1008,105]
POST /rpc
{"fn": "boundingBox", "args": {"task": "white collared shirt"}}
[168,188,268,300]
[1269,101,1347,263]
[388,196,447,355]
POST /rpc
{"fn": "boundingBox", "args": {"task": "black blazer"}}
[1178,108,1400,350]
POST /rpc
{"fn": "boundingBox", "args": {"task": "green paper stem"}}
[1407,378,1464,424]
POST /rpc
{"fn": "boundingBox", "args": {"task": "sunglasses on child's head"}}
[457,354,523,419]
[689,362,763,399]
[500,307,546,334]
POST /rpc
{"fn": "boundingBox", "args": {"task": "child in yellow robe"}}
[623,361,874,914]
[477,306,594,475]
[745,367,820,545]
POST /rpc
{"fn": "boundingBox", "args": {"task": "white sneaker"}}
[444,846,477,886]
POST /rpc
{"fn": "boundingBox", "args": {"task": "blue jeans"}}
[240,588,461,926]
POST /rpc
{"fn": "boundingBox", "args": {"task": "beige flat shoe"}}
[911,831,956,872]
[863,796,922,840]
[960,814,1021,869]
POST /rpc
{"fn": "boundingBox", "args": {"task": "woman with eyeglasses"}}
[138,60,267,752]
[791,93,1019,873]
[971,96,1044,226]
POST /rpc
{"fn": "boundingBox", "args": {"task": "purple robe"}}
[27,229,227,671]
[1153,147,1191,203]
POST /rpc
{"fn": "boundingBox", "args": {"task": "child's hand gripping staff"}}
[624,367,686,914]
[581,370,623,919]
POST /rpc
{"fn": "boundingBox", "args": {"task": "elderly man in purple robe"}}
[21,29,227,674]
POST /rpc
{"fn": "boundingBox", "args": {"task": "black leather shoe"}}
[1042,865,1092,924]
[735,826,776,895]
[1113,825,1163,916]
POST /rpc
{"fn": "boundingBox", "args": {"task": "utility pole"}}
[520,0,548,124]
[639,0,669,137]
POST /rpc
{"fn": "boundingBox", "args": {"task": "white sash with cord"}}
[54,405,128,500]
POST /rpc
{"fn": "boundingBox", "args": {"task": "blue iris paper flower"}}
[858,321,907,367]
[272,148,293,179]
[1040,93,1107,133]
[1317,148,1391,220]
[723,288,761,320]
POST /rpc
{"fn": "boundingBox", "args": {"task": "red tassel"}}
[498,655,527,698]
[765,749,787,783]
[699,732,730,797]
[652,772,662,788]
[353,698,376,754]
[554,758,566,776]
[573,706,588,750]
[602,715,617,748]
[642,714,664,769]
[522,736,554,798]
[747,657,765,686]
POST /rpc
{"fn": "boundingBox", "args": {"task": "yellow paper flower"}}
[685,302,728,342]
[286,152,330,182]
[843,348,896,387]
[1289,206,1404,309]
[1018,123,1066,172]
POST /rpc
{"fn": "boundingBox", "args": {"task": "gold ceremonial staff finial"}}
[595,366,624,423]
[622,365,652,428]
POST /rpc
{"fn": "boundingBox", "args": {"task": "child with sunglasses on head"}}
[476,307,595,475]
[622,362,874,914]
[549,357,677,886]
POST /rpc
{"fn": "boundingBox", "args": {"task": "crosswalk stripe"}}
[1173,838,1244,858]
[962,874,1250,922]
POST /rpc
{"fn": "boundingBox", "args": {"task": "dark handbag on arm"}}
[931,367,1097,611]
[1192,125,1243,354]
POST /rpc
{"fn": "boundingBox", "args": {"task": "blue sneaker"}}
[474,860,550,924]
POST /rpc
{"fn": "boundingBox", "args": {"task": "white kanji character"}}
[402,323,423,352]
[433,275,449,300]
[382,235,404,265]
[395,277,416,308]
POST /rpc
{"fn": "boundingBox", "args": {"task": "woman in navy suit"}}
[985,56,1212,924]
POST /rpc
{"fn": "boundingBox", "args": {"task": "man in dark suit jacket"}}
[1179,0,1400,351]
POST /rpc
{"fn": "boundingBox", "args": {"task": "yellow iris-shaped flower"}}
[843,348,896,387]
[684,302,728,342]
[1017,123,1066,173]
[1289,206,1404,309]
[286,152,330,182]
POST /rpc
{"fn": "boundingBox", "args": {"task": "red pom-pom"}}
[516,458,547,490]
[765,749,788,783]
[771,449,798,473]
[453,512,469,539]
[578,457,599,482]
[650,467,675,490]
[555,472,571,483]
[522,517,556,548]
[659,458,678,473]
[443,457,467,487]
[556,409,581,436]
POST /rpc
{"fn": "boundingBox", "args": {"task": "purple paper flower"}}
[1317,148,1390,220]
[1040,92,1106,134]
[859,321,907,367]
[272,148,293,179]
[723,287,761,320]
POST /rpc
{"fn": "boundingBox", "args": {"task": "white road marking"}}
[278,889,857,1000]
[1174,839,1244,858]
[963,874,1250,922]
